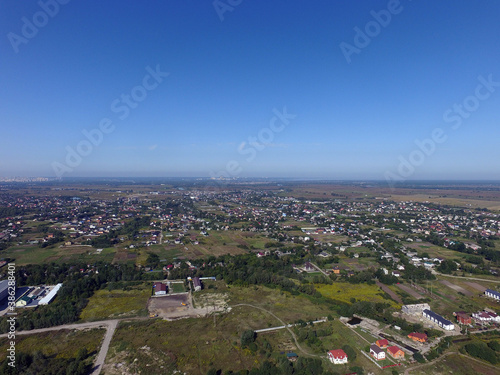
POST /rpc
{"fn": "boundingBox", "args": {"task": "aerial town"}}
[0,180,499,374]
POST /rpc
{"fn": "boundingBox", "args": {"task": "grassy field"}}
[105,285,404,374]
[409,352,500,375]
[315,282,402,309]
[420,276,500,318]
[0,328,105,362]
[1,244,116,265]
[80,283,151,321]
[170,282,186,293]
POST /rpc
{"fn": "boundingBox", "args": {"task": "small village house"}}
[387,345,404,359]
[408,332,427,343]
[327,349,348,364]
[370,344,385,361]
[375,339,389,348]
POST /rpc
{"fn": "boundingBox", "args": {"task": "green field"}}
[315,282,401,309]
[410,352,500,375]
[1,244,116,265]
[80,283,151,320]
[105,285,403,374]
[170,282,186,293]
[0,328,105,362]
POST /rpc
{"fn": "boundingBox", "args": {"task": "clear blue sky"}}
[1,0,499,180]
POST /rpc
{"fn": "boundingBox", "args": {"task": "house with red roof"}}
[456,312,471,325]
[387,345,405,359]
[375,339,389,348]
[327,349,348,364]
[408,332,427,343]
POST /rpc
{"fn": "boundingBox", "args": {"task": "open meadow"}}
[315,282,401,309]
[0,328,105,362]
[79,283,151,321]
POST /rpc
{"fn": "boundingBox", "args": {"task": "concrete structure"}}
[370,344,385,360]
[485,289,500,301]
[327,349,348,364]
[402,303,430,315]
[422,309,454,330]
[39,283,62,305]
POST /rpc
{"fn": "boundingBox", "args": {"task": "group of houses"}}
[369,339,405,361]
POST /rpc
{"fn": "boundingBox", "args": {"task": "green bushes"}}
[464,341,499,364]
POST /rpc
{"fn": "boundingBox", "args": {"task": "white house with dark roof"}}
[485,289,500,301]
[370,344,385,360]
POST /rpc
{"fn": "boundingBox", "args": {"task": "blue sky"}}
[1,0,499,180]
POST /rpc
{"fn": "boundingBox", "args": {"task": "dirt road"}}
[376,280,403,304]
[0,319,121,375]
[90,319,119,375]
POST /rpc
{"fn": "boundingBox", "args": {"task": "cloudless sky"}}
[1,0,499,180]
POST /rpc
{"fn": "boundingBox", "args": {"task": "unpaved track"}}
[0,318,124,375]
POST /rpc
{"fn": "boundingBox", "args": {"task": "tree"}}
[342,344,357,361]
[413,352,425,363]
[240,330,256,347]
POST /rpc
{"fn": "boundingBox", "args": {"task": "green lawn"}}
[171,282,186,293]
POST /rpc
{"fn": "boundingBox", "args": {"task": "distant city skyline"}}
[1,1,499,181]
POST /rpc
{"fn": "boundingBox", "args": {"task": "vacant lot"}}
[106,285,396,375]
[80,284,151,320]
[0,328,105,362]
[2,244,116,265]
[409,353,500,375]
[440,280,473,297]
[315,282,401,308]
[464,282,487,292]
[147,293,192,319]
[396,283,425,299]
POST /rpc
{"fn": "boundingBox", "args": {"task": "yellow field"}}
[315,282,401,308]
